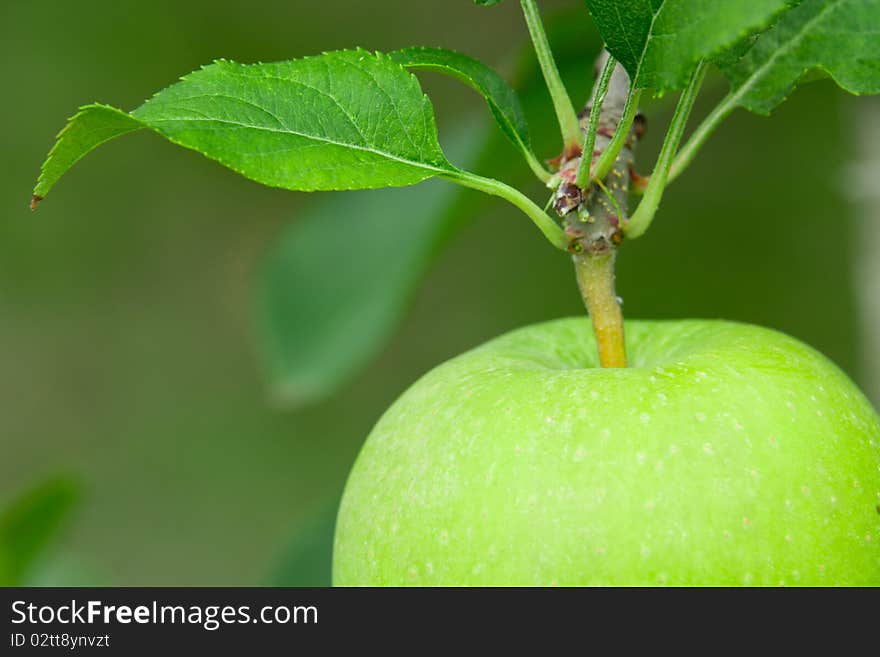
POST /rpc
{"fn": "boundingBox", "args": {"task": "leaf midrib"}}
[633,0,668,88]
[144,111,453,174]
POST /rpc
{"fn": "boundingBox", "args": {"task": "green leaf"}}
[33,49,456,203]
[258,120,485,407]
[583,0,791,91]
[390,47,548,180]
[33,49,561,247]
[0,478,79,586]
[717,0,880,115]
[474,0,504,5]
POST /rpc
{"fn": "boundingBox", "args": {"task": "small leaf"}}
[0,478,79,586]
[718,0,880,115]
[391,47,547,179]
[583,0,791,91]
[474,0,504,5]
[258,120,485,407]
[33,50,456,203]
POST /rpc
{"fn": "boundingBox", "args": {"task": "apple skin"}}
[333,319,880,586]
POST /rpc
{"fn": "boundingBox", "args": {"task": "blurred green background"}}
[0,0,871,585]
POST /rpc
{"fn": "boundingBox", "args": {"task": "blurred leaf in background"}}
[257,120,487,408]
[269,496,339,587]
[0,478,79,586]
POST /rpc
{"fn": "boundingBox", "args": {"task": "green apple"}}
[333,319,880,586]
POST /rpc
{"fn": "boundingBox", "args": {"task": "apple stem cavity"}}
[574,252,626,368]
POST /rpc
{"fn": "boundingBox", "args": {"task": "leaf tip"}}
[30,194,43,212]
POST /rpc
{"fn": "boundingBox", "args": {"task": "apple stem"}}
[574,252,626,368]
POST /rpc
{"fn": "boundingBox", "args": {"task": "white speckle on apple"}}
[640,545,651,558]
[801,486,811,496]
[792,570,801,581]
[573,446,586,462]
[702,443,714,455]
[785,534,792,543]
[545,416,554,423]
[637,452,647,464]
[742,517,751,528]
[590,390,600,400]
[853,479,861,489]
[743,573,754,585]
[654,460,664,471]
[695,412,707,422]
[408,567,418,579]
[601,428,611,439]
[830,495,837,505]
[657,392,668,405]
[785,499,793,509]
[438,529,449,544]
[471,563,485,576]
[696,371,708,380]
[640,412,650,424]
[723,530,732,540]
[786,401,796,411]
[426,562,434,575]
[669,444,679,455]
[768,435,778,446]
[734,420,744,431]
[644,499,656,511]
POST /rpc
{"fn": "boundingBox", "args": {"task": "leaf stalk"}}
[590,87,642,183]
[519,0,582,149]
[575,55,617,188]
[625,61,707,239]
[444,170,568,250]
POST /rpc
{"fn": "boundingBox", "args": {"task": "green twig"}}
[519,0,581,149]
[625,62,708,239]
[444,169,568,250]
[590,87,642,183]
[575,55,616,188]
